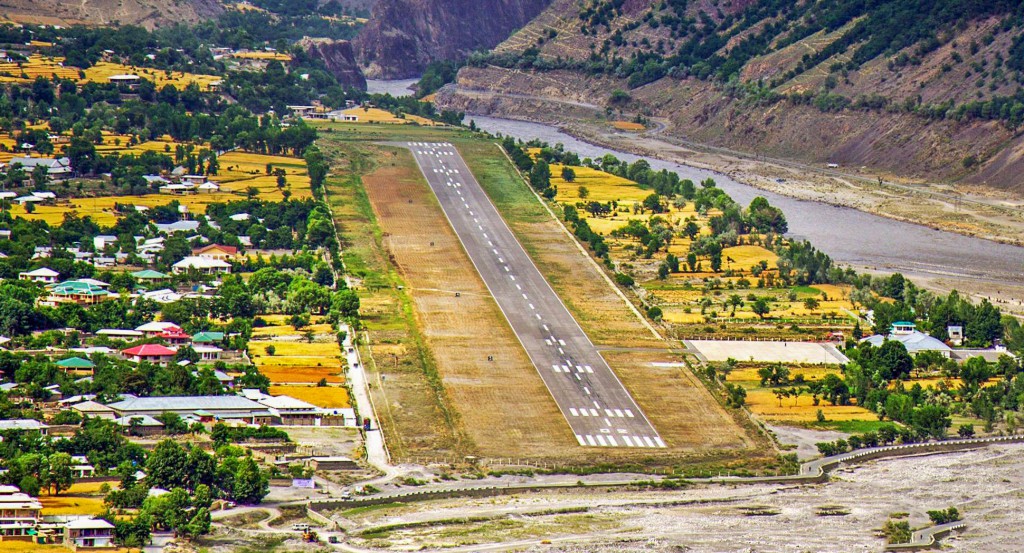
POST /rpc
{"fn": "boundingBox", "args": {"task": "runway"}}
[402,142,664,449]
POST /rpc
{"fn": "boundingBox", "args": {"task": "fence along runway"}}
[402,141,664,449]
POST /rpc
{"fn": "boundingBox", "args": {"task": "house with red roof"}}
[122,344,176,365]
[156,328,191,346]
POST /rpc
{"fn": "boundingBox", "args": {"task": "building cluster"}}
[12,243,243,309]
[861,321,1012,362]
[0,485,113,549]
[52,389,355,436]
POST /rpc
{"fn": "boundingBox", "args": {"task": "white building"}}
[64,517,115,548]
[172,256,232,275]
[861,321,954,358]
[0,485,42,538]
[18,267,59,283]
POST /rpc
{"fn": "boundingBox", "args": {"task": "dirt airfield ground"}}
[341,444,1024,553]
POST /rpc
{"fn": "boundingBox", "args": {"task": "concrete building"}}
[55,357,95,376]
[0,485,42,538]
[131,270,168,282]
[63,517,114,548]
[39,280,114,307]
[0,419,49,434]
[19,267,59,283]
[114,415,164,436]
[70,400,116,420]
[192,244,238,261]
[8,156,73,178]
[121,344,177,365]
[106,395,273,425]
[861,321,953,358]
[172,256,231,275]
[135,322,181,336]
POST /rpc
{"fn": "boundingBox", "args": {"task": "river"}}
[465,115,1023,288]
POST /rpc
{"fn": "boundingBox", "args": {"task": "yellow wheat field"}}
[744,388,874,422]
[258,366,344,384]
[269,385,350,408]
[9,147,311,227]
[250,341,340,357]
[232,51,292,61]
[0,55,220,90]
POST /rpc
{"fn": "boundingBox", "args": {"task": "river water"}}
[366,79,1022,286]
[465,115,1023,287]
[366,79,419,97]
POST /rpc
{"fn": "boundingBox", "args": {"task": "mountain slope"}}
[0,0,222,27]
[443,0,1024,194]
[354,0,553,79]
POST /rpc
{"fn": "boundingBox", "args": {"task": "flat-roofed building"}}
[106,395,273,425]
[0,484,42,538]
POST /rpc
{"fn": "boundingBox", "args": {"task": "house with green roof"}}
[132,270,168,281]
[39,280,113,307]
[56,357,95,375]
[191,331,225,344]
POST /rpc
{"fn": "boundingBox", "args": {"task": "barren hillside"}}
[443,0,1024,194]
[0,0,222,27]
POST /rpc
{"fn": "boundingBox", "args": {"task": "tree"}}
[19,475,40,496]
[728,294,743,316]
[752,298,771,319]
[185,447,216,492]
[642,193,665,213]
[232,457,269,505]
[577,185,589,199]
[803,297,820,310]
[46,453,74,495]
[155,412,189,435]
[113,513,151,547]
[562,167,576,182]
[181,507,211,540]
[146,440,188,490]
[31,165,49,188]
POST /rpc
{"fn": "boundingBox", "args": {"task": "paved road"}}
[402,141,664,449]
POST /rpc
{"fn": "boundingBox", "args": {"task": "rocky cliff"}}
[298,38,368,90]
[0,0,222,27]
[354,0,553,79]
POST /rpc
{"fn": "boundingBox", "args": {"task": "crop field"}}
[251,323,333,337]
[0,55,220,90]
[341,107,440,126]
[257,366,344,384]
[231,51,292,61]
[725,358,876,423]
[9,146,310,227]
[269,385,350,408]
[543,157,857,339]
[40,481,112,516]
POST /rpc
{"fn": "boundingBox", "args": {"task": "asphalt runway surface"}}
[402,141,664,449]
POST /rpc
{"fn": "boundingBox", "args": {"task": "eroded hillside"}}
[0,0,222,27]
[444,0,1024,194]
